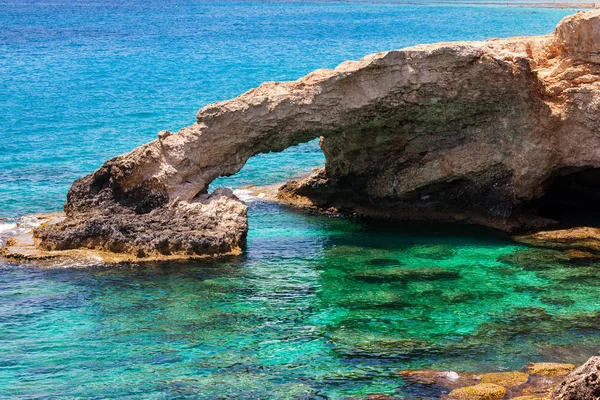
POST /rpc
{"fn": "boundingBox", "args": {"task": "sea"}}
[1,1,597,398]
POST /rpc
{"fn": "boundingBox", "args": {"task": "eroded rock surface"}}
[552,356,600,400]
[514,227,600,253]
[36,188,247,260]
[33,10,600,258]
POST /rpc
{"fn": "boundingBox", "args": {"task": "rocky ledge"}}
[17,10,600,260]
[394,357,600,399]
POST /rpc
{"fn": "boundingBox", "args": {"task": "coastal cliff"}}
[30,10,600,259]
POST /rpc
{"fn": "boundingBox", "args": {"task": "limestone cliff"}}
[34,10,600,258]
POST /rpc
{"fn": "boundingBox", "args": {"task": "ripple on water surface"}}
[2,202,600,398]
[0,1,592,398]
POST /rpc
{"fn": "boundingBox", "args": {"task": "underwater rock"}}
[539,295,576,307]
[30,10,600,257]
[330,331,433,358]
[480,371,529,388]
[408,244,456,260]
[498,248,571,270]
[351,267,460,283]
[447,383,507,400]
[398,369,477,389]
[552,356,600,399]
[367,258,404,267]
[527,363,576,376]
[324,288,410,309]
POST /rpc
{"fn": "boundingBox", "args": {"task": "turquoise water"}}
[5,206,600,398]
[2,1,598,398]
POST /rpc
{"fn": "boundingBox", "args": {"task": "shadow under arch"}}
[527,167,600,227]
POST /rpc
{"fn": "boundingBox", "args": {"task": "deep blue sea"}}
[2,1,598,399]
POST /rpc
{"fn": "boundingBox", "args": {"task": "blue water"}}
[2,1,597,399]
[0,0,578,217]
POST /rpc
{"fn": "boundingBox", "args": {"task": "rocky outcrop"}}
[33,10,600,257]
[397,360,598,399]
[514,227,600,253]
[34,188,247,259]
[552,356,600,399]
[398,363,574,399]
[279,10,600,231]
[448,383,507,400]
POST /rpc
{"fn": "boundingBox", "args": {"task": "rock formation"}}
[34,10,600,258]
[35,189,247,259]
[553,356,600,399]
[398,362,580,399]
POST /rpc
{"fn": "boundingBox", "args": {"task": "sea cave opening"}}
[528,167,600,227]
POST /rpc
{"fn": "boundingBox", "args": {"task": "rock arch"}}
[35,10,600,259]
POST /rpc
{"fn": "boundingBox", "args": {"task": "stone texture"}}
[35,188,247,260]
[552,356,600,400]
[447,383,507,400]
[514,227,600,253]
[527,363,577,376]
[398,365,572,400]
[34,10,600,257]
[278,10,600,231]
[398,369,477,389]
[480,371,529,388]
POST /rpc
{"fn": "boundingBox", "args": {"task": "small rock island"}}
[4,10,600,263]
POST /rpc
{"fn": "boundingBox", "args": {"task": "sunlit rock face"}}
[552,356,600,399]
[278,11,600,230]
[35,10,600,257]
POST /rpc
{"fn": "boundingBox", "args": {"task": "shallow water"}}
[1,1,597,398]
[4,202,600,398]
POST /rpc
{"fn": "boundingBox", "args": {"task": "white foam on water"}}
[0,221,18,247]
[16,215,43,229]
[233,189,257,203]
[0,222,17,233]
[0,215,45,247]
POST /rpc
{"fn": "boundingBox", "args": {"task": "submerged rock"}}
[330,331,433,358]
[447,383,507,400]
[26,10,600,258]
[351,267,460,283]
[480,371,529,388]
[498,248,572,270]
[408,244,456,260]
[527,363,577,376]
[398,369,476,389]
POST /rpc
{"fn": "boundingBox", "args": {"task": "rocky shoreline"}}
[21,9,600,261]
[349,357,600,399]
[0,208,245,265]
[4,11,600,396]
